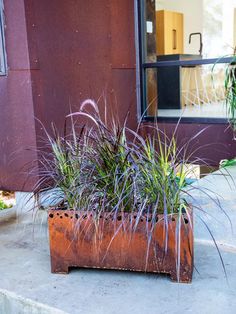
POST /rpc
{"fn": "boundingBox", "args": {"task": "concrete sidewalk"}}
[0,167,236,314]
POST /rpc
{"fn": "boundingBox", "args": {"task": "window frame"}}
[0,0,7,76]
[137,0,231,124]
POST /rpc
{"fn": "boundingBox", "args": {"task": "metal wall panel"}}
[0,0,38,191]
[110,0,136,69]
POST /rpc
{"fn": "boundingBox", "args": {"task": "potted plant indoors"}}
[34,100,225,283]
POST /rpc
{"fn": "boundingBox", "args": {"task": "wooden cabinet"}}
[156,10,184,55]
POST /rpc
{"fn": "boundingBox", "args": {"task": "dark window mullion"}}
[137,0,148,117]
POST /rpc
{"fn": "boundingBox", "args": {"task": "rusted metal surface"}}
[110,0,136,69]
[0,0,38,191]
[25,0,138,150]
[48,210,194,283]
[0,0,138,191]
[25,0,130,136]
[111,69,137,129]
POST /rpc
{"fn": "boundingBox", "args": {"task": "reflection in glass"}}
[158,63,227,118]
[203,0,236,58]
[145,0,236,58]
[146,68,158,116]
[145,0,156,62]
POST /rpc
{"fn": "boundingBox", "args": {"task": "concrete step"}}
[0,289,66,314]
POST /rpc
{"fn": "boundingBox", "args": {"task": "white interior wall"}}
[221,0,236,54]
[155,0,203,55]
[203,0,236,57]
[222,1,235,51]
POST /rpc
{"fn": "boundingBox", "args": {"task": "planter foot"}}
[51,263,69,274]
[170,271,192,283]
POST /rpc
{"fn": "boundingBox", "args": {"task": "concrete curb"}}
[0,289,67,314]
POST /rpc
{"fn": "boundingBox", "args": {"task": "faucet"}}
[189,32,203,56]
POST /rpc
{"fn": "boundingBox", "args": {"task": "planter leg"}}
[170,270,192,283]
[51,261,69,274]
[170,271,178,282]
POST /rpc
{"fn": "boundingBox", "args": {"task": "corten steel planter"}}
[48,210,193,283]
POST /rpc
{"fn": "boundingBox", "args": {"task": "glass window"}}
[0,0,6,75]
[139,0,236,121]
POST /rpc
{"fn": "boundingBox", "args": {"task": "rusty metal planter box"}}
[48,210,193,283]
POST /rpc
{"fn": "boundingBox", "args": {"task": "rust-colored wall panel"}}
[25,0,114,137]
[24,0,137,140]
[20,0,137,192]
[4,0,30,70]
[0,0,38,191]
[24,0,40,70]
[111,69,137,130]
[110,0,136,69]
[0,71,38,191]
